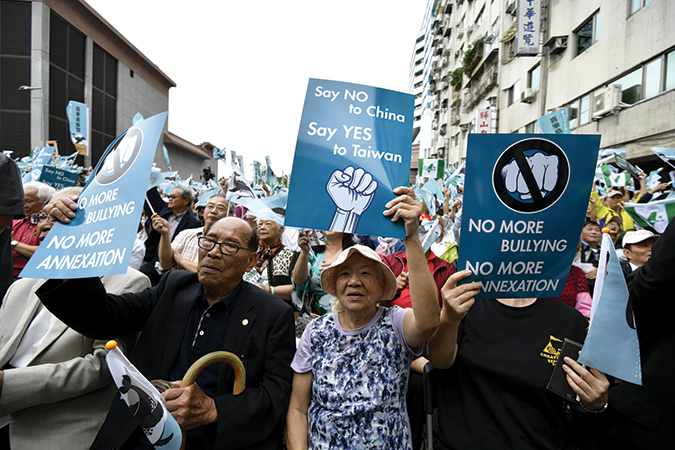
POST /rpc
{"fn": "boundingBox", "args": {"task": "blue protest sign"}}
[578,235,641,385]
[20,112,168,279]
[66,101,89,156]
[537,109,570,134]
[38,165,79,190]
[458,134,600,299]
[285,78,414,238]
[22,147,55,184]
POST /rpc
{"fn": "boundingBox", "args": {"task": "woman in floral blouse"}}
[286,187,440,449]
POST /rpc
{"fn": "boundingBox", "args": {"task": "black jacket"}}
[37,272,296,450]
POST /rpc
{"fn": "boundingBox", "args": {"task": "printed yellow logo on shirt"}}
[540,335,563,366]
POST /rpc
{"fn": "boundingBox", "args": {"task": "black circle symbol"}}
[95,127,144,186]
[492,138,570,213]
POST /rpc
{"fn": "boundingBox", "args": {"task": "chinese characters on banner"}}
[476,109,492,134]
[66,101,89,156]
[516,0,540,55]
[537,109,571,134]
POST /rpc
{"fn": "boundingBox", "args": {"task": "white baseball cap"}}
[622,230,659,247]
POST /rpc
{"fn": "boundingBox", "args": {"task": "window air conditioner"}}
[520,87,535,103]
[592,84,622,118]
[460,123,469,131]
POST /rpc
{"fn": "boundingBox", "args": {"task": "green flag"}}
[623,197,675,233]
[600,164,631,187]
[418,158,445,179]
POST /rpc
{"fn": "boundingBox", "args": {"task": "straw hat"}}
[320,244,398,301]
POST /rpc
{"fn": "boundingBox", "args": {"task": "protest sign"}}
[458,134,600,299]
[578,234,642,385]
[22,147,55,184]
[38,165,79,190]
[285,78,414,238]
[20,112,168,279]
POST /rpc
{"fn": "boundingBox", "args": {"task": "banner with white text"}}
[285,78,414,238]
[20,112,168,279]
[458,133,600,298]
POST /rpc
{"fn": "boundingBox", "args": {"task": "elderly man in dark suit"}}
[37,208,296,449]
[141,186,202,284]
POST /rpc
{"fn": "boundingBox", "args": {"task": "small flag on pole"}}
[623,197,675,233]
[105,341,182,449]
[418,158,445,179]
[599,164,631,187]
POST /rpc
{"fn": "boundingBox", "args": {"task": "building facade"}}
[0,0,214,176]
[412,0,675,168]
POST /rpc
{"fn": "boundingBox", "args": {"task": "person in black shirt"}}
[428,270,609,450]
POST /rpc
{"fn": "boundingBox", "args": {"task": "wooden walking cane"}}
[152,351,246,450]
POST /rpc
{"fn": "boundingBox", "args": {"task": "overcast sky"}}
[86,0,428,177]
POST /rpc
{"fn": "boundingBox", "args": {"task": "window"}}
[615,67,643,104]
[92,44,118,165]
[631,0,654,15]
[569,100,579,128]
[644,58,662,99]
[579,94,591,125]
[525,122,537,133]
[49,12,85,159]
[0,1,31,156]
[528,64,540,90]
[507,79,521,106]
[476,8,485,27]
[576,12,599,57]
[666,50,675,91]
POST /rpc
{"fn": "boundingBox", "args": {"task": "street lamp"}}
[18,83,46,147]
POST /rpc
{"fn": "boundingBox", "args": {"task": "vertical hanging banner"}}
[538,109,570,134]
[458,134,600,299]
[476,109,492,134]
[285,78,414,238]
[66,101,89,156]
[516,0,541,56]
[265,155,277,184]
[20,112,168,279]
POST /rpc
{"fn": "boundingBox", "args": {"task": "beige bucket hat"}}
[320,244,398,301]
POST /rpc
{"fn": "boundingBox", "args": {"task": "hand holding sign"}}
[47,195,78,223]
[382,186,422,239]
[327,166,378,233]
[440,270,482,325]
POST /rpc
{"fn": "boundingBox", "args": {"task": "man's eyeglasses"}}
[198,237,253,256]
[168,195,181,200]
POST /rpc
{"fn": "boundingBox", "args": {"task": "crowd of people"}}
[0,150,674,450]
